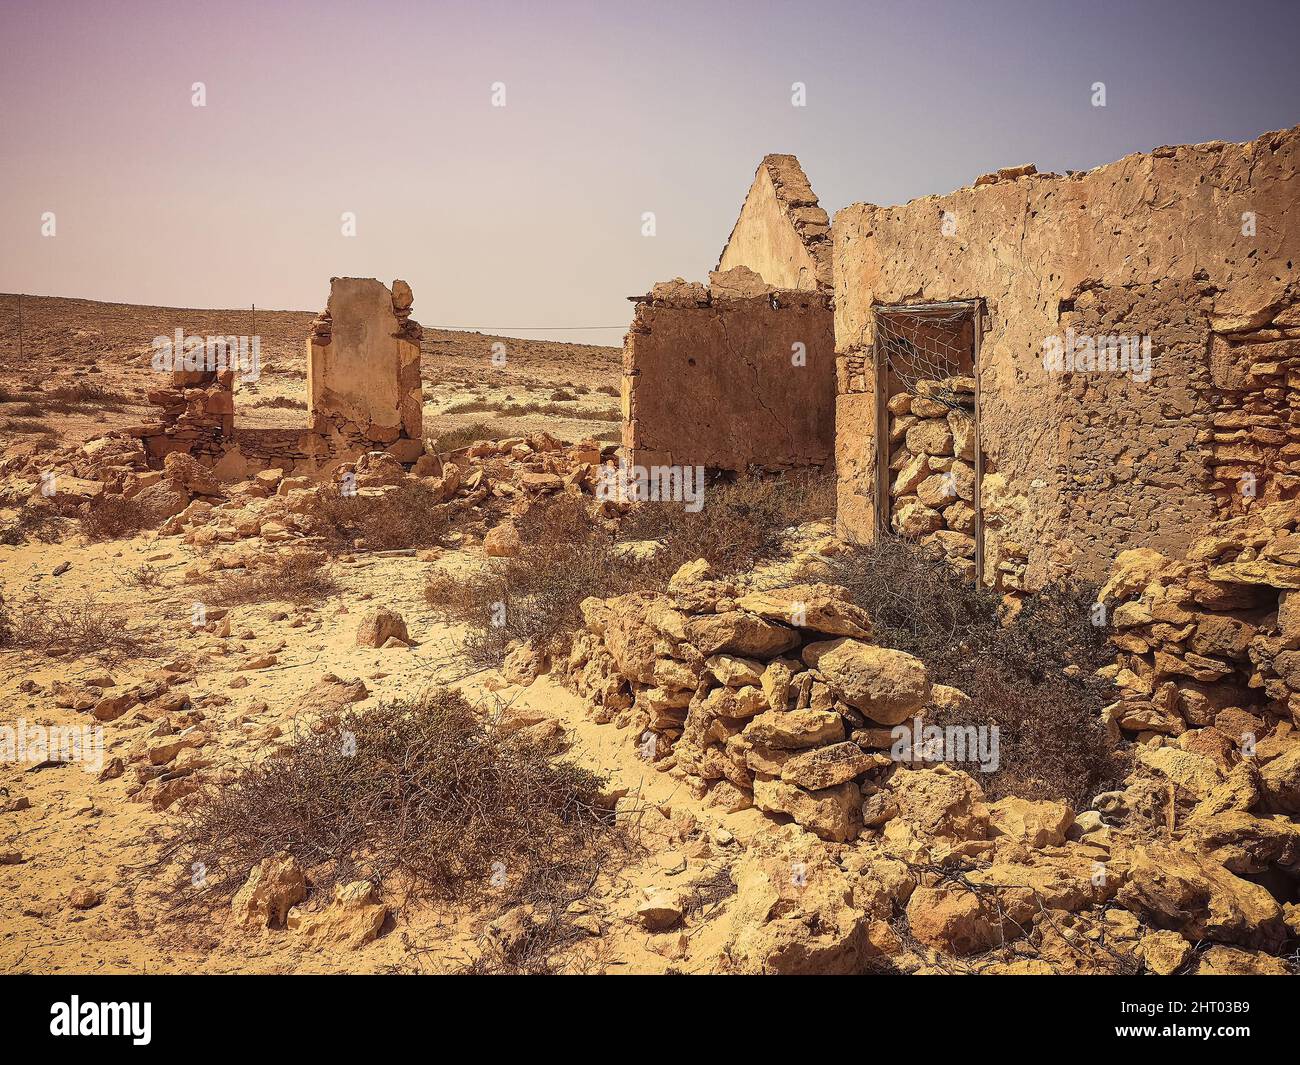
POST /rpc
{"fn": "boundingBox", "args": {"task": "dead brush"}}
[44,380,130,412]
[621,467,836,576]
[0,503,72,545]
[428,421,496,453]
[163,688,626,912]
[680,863,738,922]
[80,494,166,540]
[253,395,307,410]
[205,551,339,606]
[424,471,836,666]
[831,535,1126,806]
[0,593,12,647]
[425,493,667,665]
[6,595,160,663]
[303,479,453,551]
[1,416,58,438]
[120,563,165,589]
[497,401,620,421]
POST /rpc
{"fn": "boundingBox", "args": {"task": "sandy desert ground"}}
[1,293,1298,978]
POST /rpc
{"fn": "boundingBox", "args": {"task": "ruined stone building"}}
[621,155,837,473]
[138,277,425,476]
[834,125,1299,592]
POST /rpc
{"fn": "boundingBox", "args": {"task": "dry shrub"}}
[446,912,589,975]
[426,494,644,665]
[0,504,71,545]
[303,479,453,551]
[120,563,164,589]
[425,470,835,665]
[441,398,496,415]
[622,468,835,576]
[44,381,130,411]
[167,688,623,910]
[497,401,620,421]
[6,596,159,663]
[80,494,166,540]
[207,551,338,605]
[1,416,57,437]
[253,394,306,409]
[429,421,496,453]
[831,535,1125,806]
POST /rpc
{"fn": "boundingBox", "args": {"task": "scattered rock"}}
[636,891,683,931]
[355,608,409,648]
[67,886,101,910]
[231,853,306,928]
[287,881,387,949]
[1139,930,1193,975]
[801,639,930,725]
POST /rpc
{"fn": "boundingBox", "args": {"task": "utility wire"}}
[428,324,626,331]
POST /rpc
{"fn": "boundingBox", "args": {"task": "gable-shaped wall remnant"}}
[621,154,836,474]
[717,154,832,292]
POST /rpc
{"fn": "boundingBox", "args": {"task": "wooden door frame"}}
[872,300,986,587]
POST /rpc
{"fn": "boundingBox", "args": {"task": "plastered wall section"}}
[305,278,423,463]
[622,287,835,472]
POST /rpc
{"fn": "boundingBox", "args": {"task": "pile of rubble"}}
[1101,498,1300,741]
[551,557,1299,973]
[0,432,151,507]
[0,423,618,558]
[886,379,979,580]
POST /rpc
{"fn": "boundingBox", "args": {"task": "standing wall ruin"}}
[623,155,836,472]
[833,126,1300,590]
[306,277,425,465]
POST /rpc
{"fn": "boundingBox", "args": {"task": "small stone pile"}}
[1101,498,1300,742]
[469,434,623,553]
[463,432,609,490]
[136,367,236,463]
[886,378,979,580]
[560,560,943,843]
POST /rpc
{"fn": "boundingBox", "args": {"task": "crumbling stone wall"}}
[622,270,834,471]
[1099,501,1300,747]
[134,277,425,476]
[305,277,424,465]
[834,126,1300,590]
[139,365,235,463]
[623,154,835,472]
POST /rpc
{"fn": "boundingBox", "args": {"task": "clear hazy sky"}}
[2,0,1298,343]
